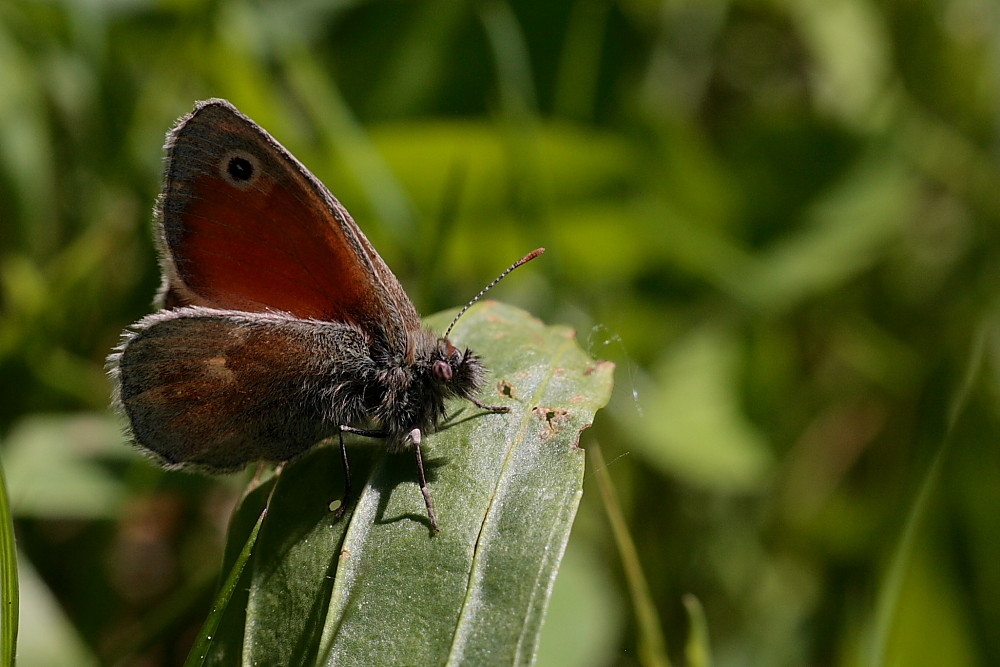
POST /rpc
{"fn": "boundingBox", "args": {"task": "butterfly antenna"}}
[444,247,545,339]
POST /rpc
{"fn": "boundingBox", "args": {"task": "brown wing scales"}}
[114,308,368,471]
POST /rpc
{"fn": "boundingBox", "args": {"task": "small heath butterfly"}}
[108,99,542,533]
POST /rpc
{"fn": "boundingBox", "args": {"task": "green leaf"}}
[627,326,773,493]
[14,560,99,666]
[2,414,128,519]
[197,302,614,665]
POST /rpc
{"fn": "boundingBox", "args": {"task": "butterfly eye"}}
[219,151,261,190]
[432,359,453,381]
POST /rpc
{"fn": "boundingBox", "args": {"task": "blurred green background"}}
[2,0,999,664]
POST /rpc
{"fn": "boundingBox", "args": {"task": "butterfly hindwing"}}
[112,307,372,471]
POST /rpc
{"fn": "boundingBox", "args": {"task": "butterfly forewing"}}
[158,99,419,350]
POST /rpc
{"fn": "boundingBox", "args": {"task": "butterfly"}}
[108,99,543,532]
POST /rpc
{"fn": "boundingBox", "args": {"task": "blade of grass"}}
[868,435,944,667]
[682,593,712,667]
[590,442,671,667]
[868,320,990,665]
[553,0,609,121]
[0,455,18,667]
[183,507,267,667]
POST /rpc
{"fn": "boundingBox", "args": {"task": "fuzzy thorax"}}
[366,327,486,450]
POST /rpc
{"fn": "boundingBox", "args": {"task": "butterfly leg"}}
[332,428,351,521]
[333,426,389,521]
[408,428,440,534]
[338,425,440,534]
[468,395,512,413]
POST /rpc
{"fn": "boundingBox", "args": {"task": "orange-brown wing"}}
[110,307,369,471]
[157,99,419,352]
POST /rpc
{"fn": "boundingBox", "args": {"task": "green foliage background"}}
[1,0,998,664]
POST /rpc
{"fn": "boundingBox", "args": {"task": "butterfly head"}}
[428,337,485,401]
[411,246,545,416]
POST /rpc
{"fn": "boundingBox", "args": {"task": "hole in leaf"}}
[532,406,569,430]
[498,380,515,399]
